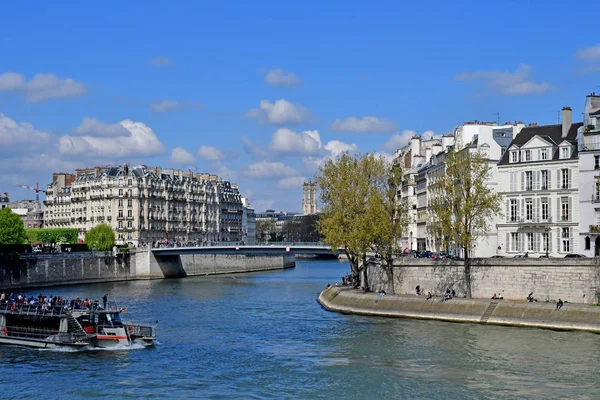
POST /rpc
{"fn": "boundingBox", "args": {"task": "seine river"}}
[1,260,599,399]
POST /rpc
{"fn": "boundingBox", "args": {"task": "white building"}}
[578,93,600,256]
[497,107,581,257]
[242,197,256,245]
[43,165,240,246]
[302,181,317,215]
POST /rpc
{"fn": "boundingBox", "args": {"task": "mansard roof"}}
[498,122,582,165]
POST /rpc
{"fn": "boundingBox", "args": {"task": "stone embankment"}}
[318,286,600,333]
[0,249,295,289]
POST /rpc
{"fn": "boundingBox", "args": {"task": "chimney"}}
[562,106,572,138]
[425,148,432,163]
[411,136,421,167]
[442,134,453,151]
[432,143,442,156]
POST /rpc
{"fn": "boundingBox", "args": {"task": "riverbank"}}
[318,286,600,333]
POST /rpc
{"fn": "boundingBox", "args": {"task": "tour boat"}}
[0,301,156,349]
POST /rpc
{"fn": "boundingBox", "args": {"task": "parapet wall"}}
[318,286,600,333]
[366,257,600,304]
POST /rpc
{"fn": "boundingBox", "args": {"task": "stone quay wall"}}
[0,248,295,289]
[318,286,600,333]
[365,257,600,304]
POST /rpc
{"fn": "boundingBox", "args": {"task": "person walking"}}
[102,294,108,310]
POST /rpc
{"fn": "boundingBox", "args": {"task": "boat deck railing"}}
[1,325,76,343]
[127,324,155,338]
[0,301,120,317]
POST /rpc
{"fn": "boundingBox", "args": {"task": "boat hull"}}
[0,336,87,349]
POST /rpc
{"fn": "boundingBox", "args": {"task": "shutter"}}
[568,169,572,189]
[569,228,574,253]
[519,233,523,252]
[537,149,541,161]
[557,197,561,222]
[521,172,525,191]
[536,198,540,221]
[510,173,514,191]
[557,229,561,252]
[557,169,561,189]
[506,233,510,252]
[548,231,552,252]
[506,200,510,222]
[568,197,572,221]
[547,170,551,190]
[520,199,524,221]
[535,232,540,252]
[548,198,552,222]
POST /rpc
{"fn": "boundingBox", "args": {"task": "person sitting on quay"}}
[426,292,433,301]
[527,292,536,302]
[556,299,564,310]
[415,285,421,295]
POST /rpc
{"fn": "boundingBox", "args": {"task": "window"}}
[118,179,123,187]
[128,189,132,197]
[118,210,123,218]
[128,199,132,207]
[525,150,531,161]
[541,170,549,190]
[525,171,533,191]
[540,148,548,160]
[127,210,132,217]
[511,151,518,163]
[527,232,534,251]
[596,156,600,170]
[511,232,519,252]
[542,232,549,252]
[526,200,533,221]
[510,200,517,221]
[596,183,600,201]
[119,189,123,196]
[541,199,548,221]
[510,172,517,192]
[561,169,569,189]
[561,147,570,159]
[127,221,132,228]
[128,179,132,186]
[561,198,569,221]
[118,221,123,229]
[562,227,570,252]
[118,199,123,207]
[585,236,591,250]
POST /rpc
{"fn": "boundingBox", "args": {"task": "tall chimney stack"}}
[411,136,421,167]
[562,106,572,138]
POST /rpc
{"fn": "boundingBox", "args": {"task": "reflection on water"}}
[0,259,598,399]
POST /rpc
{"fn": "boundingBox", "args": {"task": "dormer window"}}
[561,147,570,159]
[510,151,518,163]
[525,150,531,161]
[540,148,548,160]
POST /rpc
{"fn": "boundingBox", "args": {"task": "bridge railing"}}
[152,242,327,249]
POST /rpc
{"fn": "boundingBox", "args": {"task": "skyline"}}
[2,1,600,211]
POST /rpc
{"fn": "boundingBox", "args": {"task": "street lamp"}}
[410,231,413,251]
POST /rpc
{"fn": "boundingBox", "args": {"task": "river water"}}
[1,259,599,399]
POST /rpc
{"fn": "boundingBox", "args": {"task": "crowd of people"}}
[0,292,111,312]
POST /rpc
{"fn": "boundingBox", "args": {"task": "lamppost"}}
[410,231,413,251]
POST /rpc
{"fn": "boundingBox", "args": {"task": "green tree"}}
[85,223,116,251]
[428,148,502,298]
[316,152,391,287]
[256,219,276,243]
[0,208,27,245]
[26,228,78,244]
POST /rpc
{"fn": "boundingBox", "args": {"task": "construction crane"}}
[18,183,46,201]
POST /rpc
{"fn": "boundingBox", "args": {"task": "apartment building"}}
[497,107,582,257]
[242,197,256,245]
[43,164,241,246]
[578,93,600,256]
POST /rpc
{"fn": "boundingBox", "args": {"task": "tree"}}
[0,208,27,245]
[85,224,116,251]
[26,228,78,244]
[256,219,276,243]
[316,152,393,287]
[428,148,502,298]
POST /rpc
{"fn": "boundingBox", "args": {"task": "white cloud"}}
[330,116,396,133]
[277,176,306,189]
[169,147,195,165]
[59,119,166,158]
[241,136,268,159]
[0,113,54,154]
[151,56,172,66]
[454,64,551,95]
[324,140,359,157]
[150,100,204,112]
[72,117,130,137]
[214,165,237,182]
[245,99,311,125]
[252,199,275,212]
[576,44,600,61]
[383,130,416,153]
[268,128,325,156]
[0,72,87,102]
[263,68,300,87]
[244,161,299,179]
[197,145,226,162]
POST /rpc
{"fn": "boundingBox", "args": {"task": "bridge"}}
[151,242,340,258]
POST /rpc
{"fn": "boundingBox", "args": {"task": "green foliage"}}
[428,149,503,297]
[316,152,403,288]
[26,228,78,244]
[85,223,116,251]
[0,208,27,245]
[256,219,276,243]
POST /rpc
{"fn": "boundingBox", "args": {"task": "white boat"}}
[0,301,156,349]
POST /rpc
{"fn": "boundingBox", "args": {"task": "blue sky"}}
[1,1,600,211]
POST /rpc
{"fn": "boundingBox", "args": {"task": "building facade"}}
[43,164,248,246]
[578,93,600,256]
[241,197,256,245]
[302,181,317,215]
[2,199,44,228]
[497,108,581,257]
